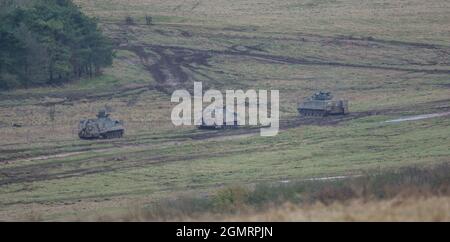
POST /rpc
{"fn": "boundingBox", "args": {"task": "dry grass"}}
[199,196,450,222]
[75,0,450,43]
[83,164,450,221]
[1,0,449,221]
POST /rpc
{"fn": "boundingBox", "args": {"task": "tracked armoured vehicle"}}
[298,91,349,117]
[78,110,124,139]
[198,107,239,129]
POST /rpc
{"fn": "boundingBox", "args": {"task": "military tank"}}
[198,107,239,129]
[78,110,124,139]
[298,91,349,116]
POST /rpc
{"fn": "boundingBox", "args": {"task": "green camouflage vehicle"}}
[298,91,349,116]
[198,107,239,129]
[78,110,124,139]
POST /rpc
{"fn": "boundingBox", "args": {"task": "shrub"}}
[212,186,250,211]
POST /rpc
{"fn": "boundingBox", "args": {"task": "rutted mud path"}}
[1,98,449,187]
[1,25,450,188]
[4,97,449,165]
[0,142,271,188]
[110,24,450,92]
[0,114,364,187]
[4,26,448,105]
[120,41,450,96]
[121,44,212,94]
[150,43,450,73]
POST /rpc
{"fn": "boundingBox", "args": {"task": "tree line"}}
[0,0,113,90]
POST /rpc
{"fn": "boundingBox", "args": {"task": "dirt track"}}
[1,24,449,192]
[2,24,448,107]
[2,97,449,189]
[120,42,450,96]
[111,24,450,95]
[122,44,211,94]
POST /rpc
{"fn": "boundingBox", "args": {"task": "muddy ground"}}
[0,23,449,199]
[1,96,449,190]
[2,23,449,106]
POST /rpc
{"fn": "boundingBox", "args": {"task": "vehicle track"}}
[121,44,212,94]
[109,24,450,93]
[116,40,450,97]
[2,25,450,188]
[2,98,449,188]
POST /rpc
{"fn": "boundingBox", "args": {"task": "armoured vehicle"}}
[78,110,124,139]
[198,107,239,129]
[298,91,349,116]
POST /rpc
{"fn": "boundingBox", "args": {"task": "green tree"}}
[0,0,113,89]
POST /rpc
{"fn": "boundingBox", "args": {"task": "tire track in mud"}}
[107,22,450,50]
[121,44,212,94]
[120,39,450,95]
[7,26,447,105]
[139,44,450,76]
[2,25,450,187]
[0,143,270,189]
[2,99,449,187]
[110,23,450,83]
[0,114,357,186]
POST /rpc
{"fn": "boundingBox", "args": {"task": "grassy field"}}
[95,164,449,221]
[0,0,449,221]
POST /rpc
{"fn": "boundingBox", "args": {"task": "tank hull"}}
[198,122,239,130]
[197,107,239,129]
[78,117,124,140]
[78,129,124,139]
[298,99,349,116]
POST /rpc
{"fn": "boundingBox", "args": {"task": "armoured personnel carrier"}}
[298,91,348,116]
[198,107,239,129]
[78,110,124,139]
